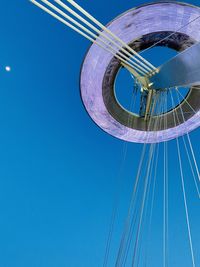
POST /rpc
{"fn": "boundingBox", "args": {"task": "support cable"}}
[118,93,160,266]
[55,0,152,73]
[30,0,147,75]
[63,0,156,71]
[103,81,139,267]
[30,0,155,76]
[170,90,196,267]
[175,88,200,186]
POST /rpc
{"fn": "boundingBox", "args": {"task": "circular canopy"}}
[80,2,200,143]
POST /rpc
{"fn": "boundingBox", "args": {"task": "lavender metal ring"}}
[80,2,200,143]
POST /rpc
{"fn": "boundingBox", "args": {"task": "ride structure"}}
[30,1,200,266]
[80,2,200,143]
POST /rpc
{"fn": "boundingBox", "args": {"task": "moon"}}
[5,66,11,72]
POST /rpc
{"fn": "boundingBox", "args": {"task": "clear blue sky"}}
[1,0,200,266]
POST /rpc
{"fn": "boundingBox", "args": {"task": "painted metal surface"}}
[150,41,200,89]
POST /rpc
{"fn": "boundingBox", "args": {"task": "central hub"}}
[102,31,196,131]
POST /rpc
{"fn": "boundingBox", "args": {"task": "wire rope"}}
[103,79,140,267]
[163,90,169,267]
[63,0,156,71]
[117,93,161,267]
[30,0,155,76]
[129,94,164,267]
[141,13,200,55]
[170,90,196,267]
[55,0,152,73]
[124,91,161,264]
[174,89,200,198]
[43,0,147,74]
[30,0,149,76]
[175,88,200,184]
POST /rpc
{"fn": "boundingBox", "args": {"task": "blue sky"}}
[1,0,200,266]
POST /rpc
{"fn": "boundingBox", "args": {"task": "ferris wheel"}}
[31,1,200,266]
